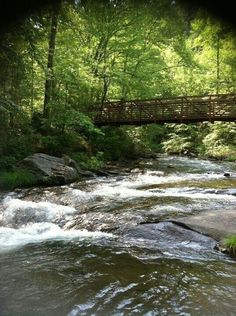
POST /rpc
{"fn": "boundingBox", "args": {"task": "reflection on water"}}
[0,155,236,315]
[1,242,236,316]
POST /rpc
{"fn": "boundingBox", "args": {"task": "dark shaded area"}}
[182,0,236,29]
[0,0,60,33]
[0,0,236,34]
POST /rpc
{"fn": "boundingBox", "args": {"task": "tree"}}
[43,1,61,120]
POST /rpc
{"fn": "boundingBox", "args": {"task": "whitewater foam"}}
[0,222,113,252]
[89,172,228,201]
[63,188,96,203]
[2,196,79,226]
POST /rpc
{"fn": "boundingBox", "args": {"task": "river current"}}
[0,155,236,315]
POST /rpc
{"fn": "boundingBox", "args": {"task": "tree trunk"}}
[100,75,110,107]
[216,32,220,95]
[43,2,60,120]
[30,57,34,115]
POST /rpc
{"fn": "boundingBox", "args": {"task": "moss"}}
[223,235,236,258]
[0,168,38,191]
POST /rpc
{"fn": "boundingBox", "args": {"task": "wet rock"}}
[187,152,197,158]
[224,172,230,177]
[227,189,236,196]
[142,152,158,159]
[93,169,111,177]
[174,210,236,241]
[123,221,217,251]
[204,188,218,194]
[106,170,120,175]
[19,153,80,185]
[77,169,96,178]
[149,171,164,176]
[214,188,236,196]
[201,188,236,195]
[116,176,125,182]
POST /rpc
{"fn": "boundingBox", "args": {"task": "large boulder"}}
[19,153,81,185]
[173,210,236,241]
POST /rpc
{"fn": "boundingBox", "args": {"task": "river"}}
[0,155,236,316]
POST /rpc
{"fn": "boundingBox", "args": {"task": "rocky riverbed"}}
[0,155,236,315]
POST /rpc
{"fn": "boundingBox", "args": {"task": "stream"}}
[0,155,236,316]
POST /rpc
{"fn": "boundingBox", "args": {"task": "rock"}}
[227,189,236,196]
[116,176,125,181]
[106,170,120,175]
[187,152,197,157]
[224,172,230,177]
[93,169,111,177]
[19,153,80,185]
[150,171,164,176]
[123,222,218,258]
[212,188,236,196]
[173,210,236,241]
[141,153,157,159]
[77,169,96,178]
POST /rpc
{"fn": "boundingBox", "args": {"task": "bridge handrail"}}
[90,92,236,110]
[89,92,236,125]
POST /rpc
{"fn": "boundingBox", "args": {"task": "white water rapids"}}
[0,155,236,252]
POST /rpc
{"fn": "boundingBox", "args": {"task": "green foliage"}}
[162,134,192,154]
[160,122,236,160]
[0,0,236,176]
[49,102,103,136]
[94,126,139,161]
[202,122,236,159]
[71,152,104,171]
[0,169,37,191]
[0,98,21,114]
[34,132,90,156]
[223,235,236,257]
[162,124,203,155]
[225,155,236,162]
[0,155,19,170]
[131,124,167,153]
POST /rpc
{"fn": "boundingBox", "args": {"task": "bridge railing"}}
[91,93,236,125]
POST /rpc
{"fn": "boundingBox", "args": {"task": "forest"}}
[1,0,236,189]
[1,2,236,313]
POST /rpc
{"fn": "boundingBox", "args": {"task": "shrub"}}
[0,155,18,170]
[203,122,236,159]
[93,126,139,161]
[0,169,37,191]
[162,134,193,154]
[161,124,203,155]
[70,152,104,171]
[223,235,236,258]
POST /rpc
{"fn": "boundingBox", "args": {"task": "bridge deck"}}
[92,93,236,126]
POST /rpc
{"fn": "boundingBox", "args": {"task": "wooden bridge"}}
[92,93,236,126]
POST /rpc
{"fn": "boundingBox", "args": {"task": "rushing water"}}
[0,155,236,315]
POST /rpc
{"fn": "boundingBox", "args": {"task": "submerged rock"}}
[216,188,236,196]
[19,153,80,185]
[123,221,217,252]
